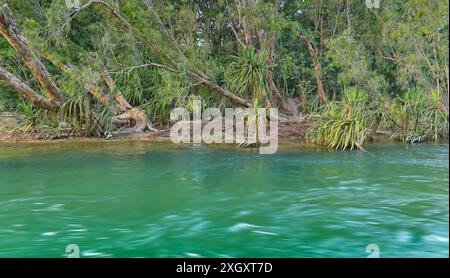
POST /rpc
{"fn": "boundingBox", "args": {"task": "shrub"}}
[387,88,449,143]
[307,88,371,150]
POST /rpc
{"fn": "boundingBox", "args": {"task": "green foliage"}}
[115,72,145,106]
[0,0,448,146]
[17,100,36,125]
[428,90,449,141]
[142,72,187,125]
[60,94,100,135]
[387,89,449,143]
[0,98,5,113]
[326,30,386,97]
[0,39,15,61]
[307,88,371,150]
[16,100,59,132]
[226,47,270,101]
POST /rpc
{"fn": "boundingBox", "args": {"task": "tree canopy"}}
[1,0,448,147]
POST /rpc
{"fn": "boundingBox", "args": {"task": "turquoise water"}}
[0,142,448,258]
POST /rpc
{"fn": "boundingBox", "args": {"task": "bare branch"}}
[102,63,179,77]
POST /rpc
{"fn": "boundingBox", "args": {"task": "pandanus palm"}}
[226,47,270,104]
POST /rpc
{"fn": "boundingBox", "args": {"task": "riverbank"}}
[1,112,448,147]
[0,112,310,144]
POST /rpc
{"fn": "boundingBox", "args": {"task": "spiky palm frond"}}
[226,47,270,101]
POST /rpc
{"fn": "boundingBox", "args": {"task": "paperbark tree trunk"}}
[187,71,251,108]
[267,71,290,112]
[0,2,64,104]
[0,66,60,110]
[34,49,151,132]
[299,34,327,106]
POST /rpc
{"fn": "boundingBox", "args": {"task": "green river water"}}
[0,142,448,258]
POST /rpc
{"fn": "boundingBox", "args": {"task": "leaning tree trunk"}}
[187,71,251,108]
[0,2,64,104]
[34,49,152,133]
[299,34,327,106]
[1,1,150,133]
[102,70,132,112]
[0,66,60,110]
[101,70,151,132]
[267,68,290,112]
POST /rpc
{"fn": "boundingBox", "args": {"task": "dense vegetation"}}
[0,0,448,148]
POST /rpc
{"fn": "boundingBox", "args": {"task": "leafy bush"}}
[307,88,371,150]
[387,88,449,143]
[226,47,270,101]
[142,72,187,125]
